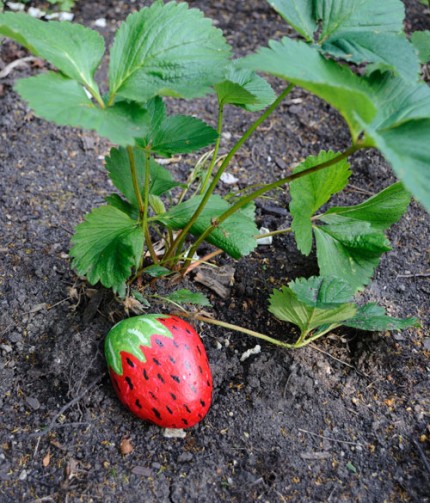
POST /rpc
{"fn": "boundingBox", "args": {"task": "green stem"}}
[185,144,363,262]
[127,146,145,219]
[163,84,295,264]
[179,313,296,349]
[127,146,158,268]
[178,313,339,350]
[200,102,224,195]
[256,227,292,240]
[143,150,159,264]
[87,86,105,109]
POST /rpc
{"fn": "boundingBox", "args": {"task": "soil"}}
[1,1,429,502]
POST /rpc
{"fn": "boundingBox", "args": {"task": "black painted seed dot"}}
[153,357,161,366]
[207,380,211,387]
[157,373,165,383]
[173,340,180,348]
[198,413,203,419]
[183,344,190,351]
[136,399,142,409]
[155,338,164,347]
[172,325,179,331]
[182,418,188,426]
[149,391,157,400]
[200,399,206,407]
[152,408,161,420]
[185,328,191,334]
[143,369,149,380]
[125,376,133,390]
[184,404,191,414]
[171,375,180,383]
[126,357,135,368]
[170,393,177,401]
[169,356,176,364]
[198,366,203,374]
[166,405,173,415]
[197,345,202,355]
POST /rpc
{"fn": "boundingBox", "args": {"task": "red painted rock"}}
[104,314,212,428]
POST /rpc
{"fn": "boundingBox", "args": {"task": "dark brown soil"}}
[0,1,429,502]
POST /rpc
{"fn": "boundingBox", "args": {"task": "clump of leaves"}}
[269,276,419,348]
[0,0,425,347]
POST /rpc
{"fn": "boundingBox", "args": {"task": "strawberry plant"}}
[0,0,426,351]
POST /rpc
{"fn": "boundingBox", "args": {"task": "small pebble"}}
[177,452,193,463]
[257,227,272,246]
[28,7,45,18]
[94,18,107,28]
[6,2,25,11]
[163,428,187,439]
[220,172,239,185]
[25,396,40,411]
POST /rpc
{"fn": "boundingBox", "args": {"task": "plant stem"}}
[200,102,224,195]
[163,84,295,264]
[127,146,145,219]
[88,86,105,109]
[127,146,158,266]
[256,227,292,239]
[178,312,296,349]
[184,144,362,263]
[143,149,159,264]
[178,312,339,350]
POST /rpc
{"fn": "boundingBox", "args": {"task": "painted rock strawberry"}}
[104,314,212,428]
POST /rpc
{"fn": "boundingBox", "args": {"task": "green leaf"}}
[269,283,356,335]
[344,303,420,331]
[355,73,430,211]
[164,289,211,307]
[106,147,179,209]
[359,74,430,212]
[290,150,351,255]
[156,195,258,259]
[366,73,430,130]
[411,31,430,64]
[313,182,410,290]
[0,12,104,95]
[322,32,419,81]
[214,81,257,107]
[108,1,231,103]
[215,65,276,111]
[315,0,404,40]
[323,182,411,230]
[242,37,376,140]
[127,96,218,156]
[268,0,315,42]
[367,121,430,213]
[290,276,354,308]
[70,205,144,297]
[140,115,218,157]
[268,0,417,80]
[144,265,172,278]
[15,72,150,146]
[315,1,419,81]
[105,194,139,220]
[314,217,392,291]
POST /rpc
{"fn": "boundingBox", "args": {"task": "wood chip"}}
[194,265,235,299]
